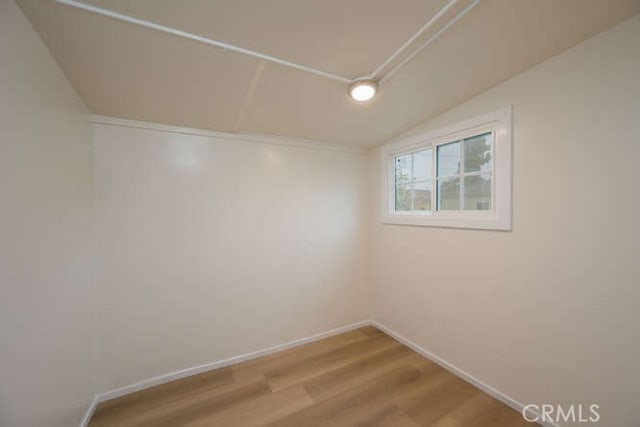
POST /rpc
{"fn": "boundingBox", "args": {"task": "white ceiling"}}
[17,0,640,146]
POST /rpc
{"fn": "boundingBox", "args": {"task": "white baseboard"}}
[80,320,370,425]
[370,320,561,427]
[80,318,559,427]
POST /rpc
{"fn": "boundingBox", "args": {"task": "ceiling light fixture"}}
[348,79,379,102]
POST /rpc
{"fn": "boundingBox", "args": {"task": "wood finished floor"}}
[89,326,534,426]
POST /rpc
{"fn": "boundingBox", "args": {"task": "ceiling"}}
[16,0,640,146]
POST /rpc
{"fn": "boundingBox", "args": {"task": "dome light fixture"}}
[348,79,378,102]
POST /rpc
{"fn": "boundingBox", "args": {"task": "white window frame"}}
[381,107,512,230]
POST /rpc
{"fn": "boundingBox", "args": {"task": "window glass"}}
[413,180,432,211]
[436,132,493,211]
[437,177,460,210]
[412,149,431,181]
[437,141,461,177]
[394,148,432,212]
[464,133,492,173]
[395,155,411,184]
[395,182,412,211]
[463,174,491,210]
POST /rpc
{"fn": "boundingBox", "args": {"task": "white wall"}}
[0,1,95,426]
[93,121,371,392]
[370,15,640,427]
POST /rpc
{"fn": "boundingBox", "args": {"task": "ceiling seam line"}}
[55,0,481,88]
[380,0,481,84]
[367,0,458,79]
[235,60,266,131]
[54,0,354,83]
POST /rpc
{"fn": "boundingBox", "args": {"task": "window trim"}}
[381,107,512,230]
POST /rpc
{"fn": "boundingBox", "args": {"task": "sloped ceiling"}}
[16,0,640,146]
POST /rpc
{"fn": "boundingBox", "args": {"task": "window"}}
[381,108,512,230]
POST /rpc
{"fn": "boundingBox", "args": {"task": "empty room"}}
[2,0,639,426]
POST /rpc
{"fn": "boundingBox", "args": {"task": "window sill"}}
[381,213,511,231]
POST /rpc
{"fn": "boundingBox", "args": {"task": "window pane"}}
[413,181,432,211]
[395,183,412,211]
[437,177,460,210]
[412,149,431,182]
[464,174,491,210]
[395,155,411,184]
[464,133,492,173]
[437,141,461,177]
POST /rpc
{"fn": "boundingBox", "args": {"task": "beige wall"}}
[93,122,371,393]
[0,1,95,426]
[370,15,640,427]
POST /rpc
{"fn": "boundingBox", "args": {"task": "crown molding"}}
[91,115,366,154]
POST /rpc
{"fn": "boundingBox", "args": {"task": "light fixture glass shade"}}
[348,79,378,102]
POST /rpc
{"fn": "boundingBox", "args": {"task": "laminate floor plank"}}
[267,365,442,427]
[232,329,369,382]
[110,376,271,427]
[264,333,400,391]
[348,405,421,427]
[182,384,313,427]
[398,373,482,425]
[302,345,427,401]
